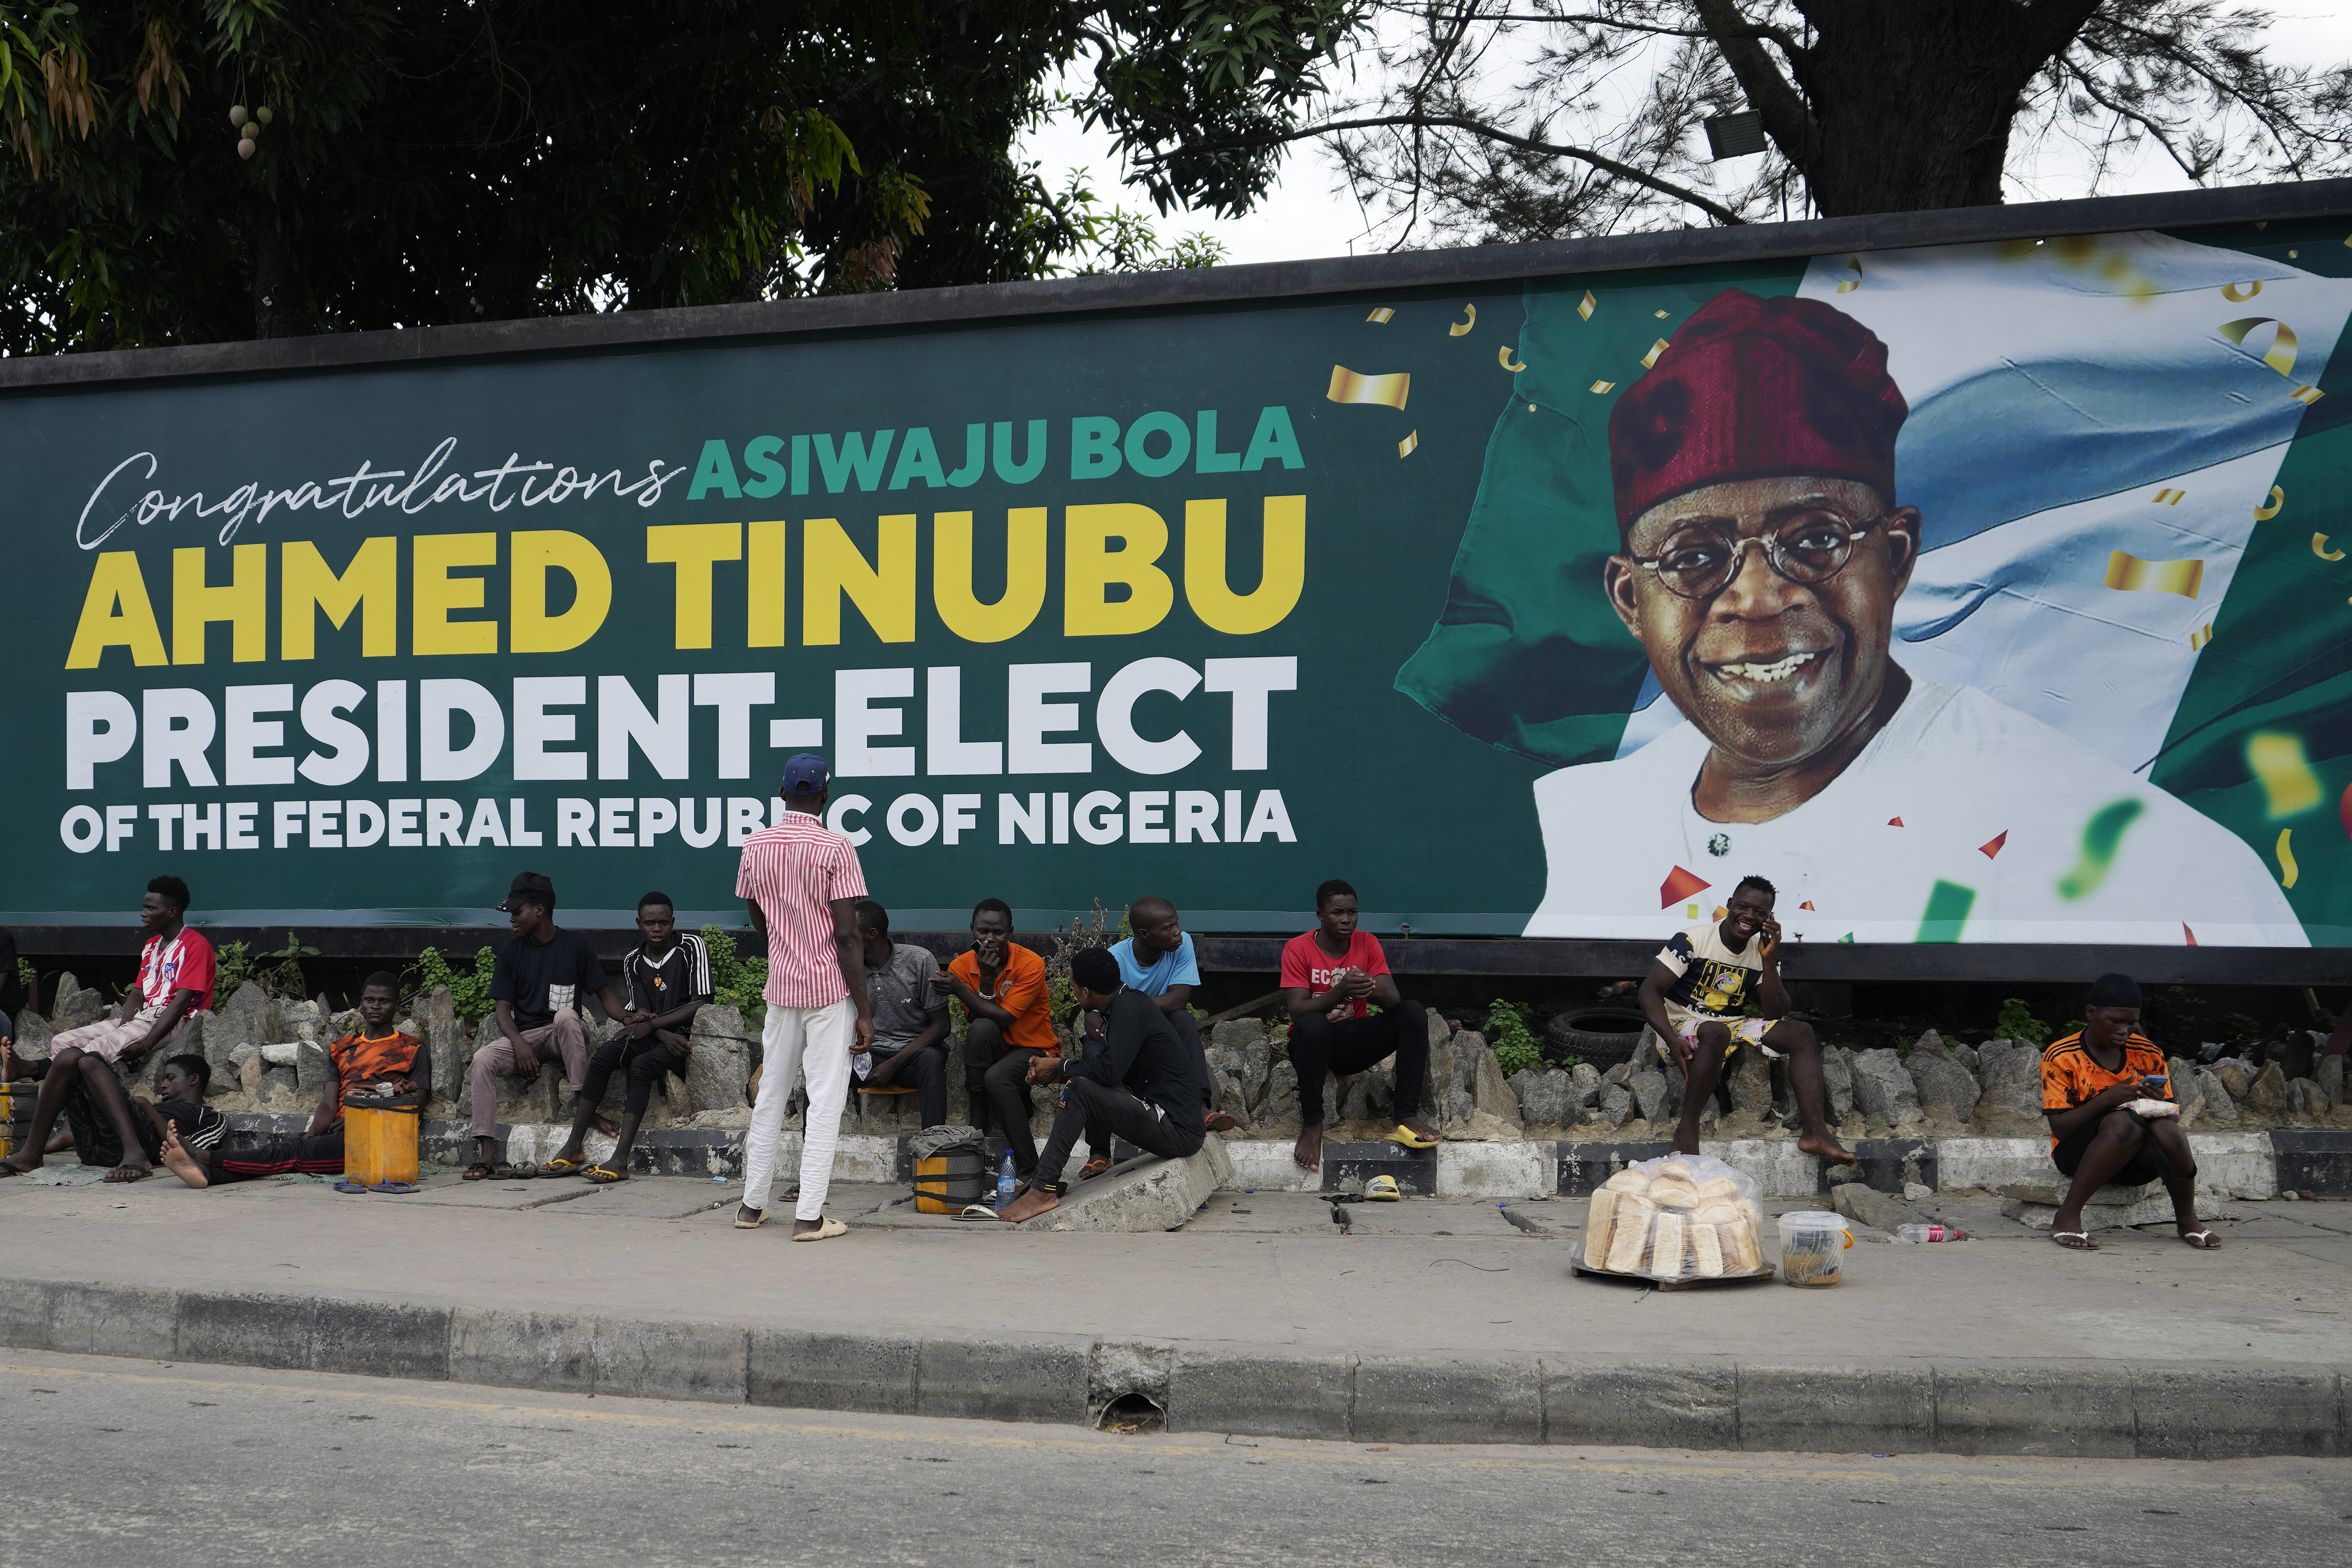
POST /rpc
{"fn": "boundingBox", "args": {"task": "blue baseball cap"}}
[782,753,830,796]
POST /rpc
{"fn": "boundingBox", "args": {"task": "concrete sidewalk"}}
[3,1168,2347,1457]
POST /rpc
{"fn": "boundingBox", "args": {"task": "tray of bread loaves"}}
[1571,1154,1771,1288]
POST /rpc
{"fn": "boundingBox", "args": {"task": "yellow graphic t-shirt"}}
[1655,923,1762,1029]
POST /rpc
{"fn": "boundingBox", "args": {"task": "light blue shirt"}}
[1114,933,1199,996]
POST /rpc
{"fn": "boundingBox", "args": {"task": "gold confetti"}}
[2152,488,2186,505]
[1588,379,1614,394]
[1577,290,1596,320]
[2314,533,2344,561]
[1641,337,1671,368]
[2248,731,2323,818]
[2189,623,2215,651]
[2255,486,2286,520]
[2276,828,2299,889]
[2291,385,2326,405]
[1397,431,1419,458]
[1654,309,1670,318]
[2222,281,2264,303]
[1365,307,1394,324]
[1449,304,1476,336]
[1327,366,1410,409]
[2218,316,2299,378]
[1499,346,1528,372]
[2103,550,2204,597]
[1834,256,1863,294]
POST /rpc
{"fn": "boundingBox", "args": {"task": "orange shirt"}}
[330,1031,423,1122]
[948,943,1057,1056]
[2040,1030,2171,1149]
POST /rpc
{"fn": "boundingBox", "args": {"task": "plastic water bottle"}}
[1897,1222,1963,1243]
[997,1151,1016,1209]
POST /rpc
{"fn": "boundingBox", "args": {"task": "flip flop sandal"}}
[735,1206,768,1229]
[790,1216,849,1241]
[1204,1110,1238,1132]
[1384,1123,1439,1151]
[462,1162,495,1182]
[0,1158,36,1179]
[582,1164,629,1185]
[2050,1230,2098,1249]
[1078,1156,1112,1181]
[540,1158,585,1177]
[2178,1229,2221,1248]
[369,1181,420,1195]
[495,1162,540,1180]
[104,1164,151,1183]
[334,1180,371,1194]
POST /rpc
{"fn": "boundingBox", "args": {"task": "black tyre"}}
[1543,1007,1649,1070]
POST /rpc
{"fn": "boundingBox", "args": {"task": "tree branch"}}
[2051,51,2210,184]
[1142,110,1747,223]
[1690,0,1813,166]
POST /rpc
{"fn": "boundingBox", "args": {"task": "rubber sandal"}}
[582,1164,628,1184]
[1205,1110,1237,1132]
[0,1158,36,1179]
[369,1181,420,1194]
[495,1162,540,1180]
[334,1180,370,1194]
[735,1206,767,1229]
[2050,1230,2098,1249]
[790,1216,849,1241]
[104,1164,151,1183]
[2179,1228,2221,1248]
[462,1162,495,1182]
[1384,1123,1439,1151]
[1078,1156,1112,1182]
[540,1157,584,1177]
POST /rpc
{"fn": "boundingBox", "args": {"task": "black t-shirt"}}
[490,928,608,1031]
[0,927,23,1018]
[1065,989,1207,1120]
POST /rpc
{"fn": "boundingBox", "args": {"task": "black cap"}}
[2087,972,2142,1009]
[497,871,555,912]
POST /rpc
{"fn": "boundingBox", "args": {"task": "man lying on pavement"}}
[7,1050,224,1182]
[996,947,1209,1225]
[168,973,427,1188]
[2040,971,2215,1251]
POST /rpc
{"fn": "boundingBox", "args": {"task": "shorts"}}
[2052,1114,2174,1186]
[1667,1015,1775,1060]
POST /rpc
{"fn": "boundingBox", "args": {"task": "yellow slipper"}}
[790,1216,849,1242]
[1385,1122,1439,1150]
[540,1157,584,1177]
[1363,1174,1403,1201]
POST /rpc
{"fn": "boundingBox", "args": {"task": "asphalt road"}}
[1,1350,2343,1567]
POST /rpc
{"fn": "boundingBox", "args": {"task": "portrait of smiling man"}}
[1523,289,2299,945]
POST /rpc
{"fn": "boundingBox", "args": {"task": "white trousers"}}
[743,998,853,1222]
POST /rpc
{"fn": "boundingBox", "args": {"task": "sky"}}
[1016,7,2352,268]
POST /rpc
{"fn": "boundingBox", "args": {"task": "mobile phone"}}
[2140,1073,2167,1091]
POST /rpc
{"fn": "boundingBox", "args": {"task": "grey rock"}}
[2169,1056,2206,1126]
[1598,1084,1634,1126]
[1628,1069,1670,1124]
[1904,1039,1982,1121]
[1212,1069,1249,1126]
[2210,1060,2251,1102]
[1852,1047,1923,1127]
[1239,1039,1272,1116]
[2319,1053,2344,1111]
[2193,1070,2240,1125]
[2244,1061,2288,1116]
[1512,1068,1573,1127]
[1420,1028,1455,1127]
[1261,1058,1300,1129]
[1210,1019,1266,1054]
[50,973,107,1029]
[1973,1041,2044,1121]
[1568,1062,1603,1110]
[257,1065,301,1108]
[1337,1068,1391,1124]
[414,987,468,1108]
[204,982,279,1076]
[1951,1041,1978,1075]
[1913,1029,1944,1056]
[681,1005,752,1114]
[1601,1061,1636,1089]
[1820,1046,1856,1121]
[293,1041,331,1100]
[2286,1078,2320,1115]
[1726,1045,1774,1115]
[12,1009,53,1060]
[278,999,325,1042]
[1464,1036,1522,1129]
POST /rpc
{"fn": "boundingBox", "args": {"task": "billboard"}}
[11,197,2352,949]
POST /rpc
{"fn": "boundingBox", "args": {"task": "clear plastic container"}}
[1896,1222,1963,1243]
[1777,1210,1851,1286]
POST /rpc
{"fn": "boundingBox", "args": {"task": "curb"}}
[3,1278,2343,1457]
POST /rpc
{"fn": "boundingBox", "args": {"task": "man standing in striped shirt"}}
[735,754,873,1241]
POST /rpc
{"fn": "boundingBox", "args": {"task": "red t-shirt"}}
[137,927,215,1013]
[1280,930,1390,1023]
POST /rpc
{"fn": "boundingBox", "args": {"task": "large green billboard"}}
[14,194,2352,948]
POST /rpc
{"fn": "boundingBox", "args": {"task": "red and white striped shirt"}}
[735,810,869,1009]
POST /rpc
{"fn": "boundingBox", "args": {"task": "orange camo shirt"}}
[2040,1030,2171,1150]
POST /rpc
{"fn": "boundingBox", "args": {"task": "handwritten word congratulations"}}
[77,438,688,550]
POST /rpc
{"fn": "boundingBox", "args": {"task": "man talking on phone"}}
[1638,874,1855,1168]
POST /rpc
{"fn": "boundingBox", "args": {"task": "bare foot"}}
[593,1116,620,1138]
[159,1124,209,1189]
[0,1040,17,1082]
[1798,1130,1857,1167]
[0,1153,39,1178]
[997,1186,1061,1223]
[1293,1123,1324,1173]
